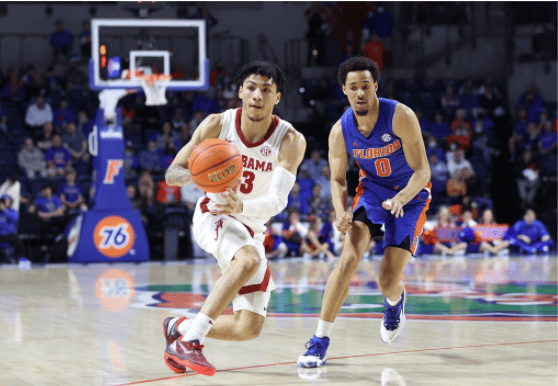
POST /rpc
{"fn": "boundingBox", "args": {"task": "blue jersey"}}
[341,98,414,191]
[60,183,83,204]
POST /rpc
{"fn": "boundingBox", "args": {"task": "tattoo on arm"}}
[165,164,191,186]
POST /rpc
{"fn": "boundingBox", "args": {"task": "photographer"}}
[0,195,26,264]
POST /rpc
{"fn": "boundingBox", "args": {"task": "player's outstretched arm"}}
[328,121,352,233]
[165,114,223,186]
[388,104,431,217]
[276,128,307,174]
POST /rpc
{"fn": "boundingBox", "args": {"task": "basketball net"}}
[139,74,172,106]
[98,73,171,122]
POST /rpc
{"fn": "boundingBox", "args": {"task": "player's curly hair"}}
[337,56,381,86]
[233,61,287,94]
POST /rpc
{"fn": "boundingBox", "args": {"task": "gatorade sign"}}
[93,216,136,258]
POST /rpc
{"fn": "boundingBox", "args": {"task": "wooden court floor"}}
[0,255,556,386]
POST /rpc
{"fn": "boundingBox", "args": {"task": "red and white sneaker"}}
[162,316,188,373]
[164,339,216,376]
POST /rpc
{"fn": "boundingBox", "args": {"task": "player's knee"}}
[337,253,360,276]
[244,320,264,340]
[378,274,398,295]
[235,247,261,273]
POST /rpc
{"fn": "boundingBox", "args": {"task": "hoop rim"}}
[138,74,172,82]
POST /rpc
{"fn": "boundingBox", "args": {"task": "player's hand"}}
[336,211,353,233]
[210,187,243,215]
[517,234,531,244]
[382,197,405,218]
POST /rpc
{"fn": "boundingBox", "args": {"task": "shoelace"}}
[383,303,400,330]
[304,339,325,357]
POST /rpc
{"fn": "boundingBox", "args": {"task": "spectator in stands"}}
[429,112,451,140]
[416,109,430,133]
[446,169,467,199]
[281,207,309,257]
[53,99,75,129]
[287,182,309,218]
[160,142,177,171]
[447,149,474,178]
[155,178,181,205]
[471,108,495,135]
[36,122,54,152]
[25,96,53,131]
[44,66,61,94]
[308,184,332,220]
[29,184,65,252]
[361,3,393,39]
[60,168,85,218]
[304,2,326,66]
[425,136,445,161]
[521,122,542,152]
[188,110,207,135]
[65,58,87,86]
[459,84,480,112]
[304,216,336,261]
[315,165,332,199]
[139,170,154,200]
[448,109,472,152]
[80,20,91,60]
[297,167,314,202]
[361,33,385,73]
[471,120,494,165]
[179,123,191,147]
[537,120,557,175]
[62,122,88,162]
[18,138,48,179]
[505,209,553,254]
[0,172,20,212]
[140,184,164,231]
[301,149,328,182]
[2,69,25,103]
[429,153,449,197]
[536,110,550,132]
[478,81,503,115]
[441,85,460,115]
[516,85,544,123]
[0,195,25,264]
[46,134,72,177]
[427,206,457,255]
[509,107,530,161]
[139,141,162,173]
[127,185,142,213]
[155,121,180,150]
[76,110,93,136]
[123,141,139,178]
[209,63,229,87]
[480,208,496,225]
[189,2,218,30]
[50,20,74,62]
[171,110,185,131]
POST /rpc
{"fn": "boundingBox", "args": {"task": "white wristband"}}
[241,167,296,217]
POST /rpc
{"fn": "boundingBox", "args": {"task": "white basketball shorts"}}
[192,199,276,317]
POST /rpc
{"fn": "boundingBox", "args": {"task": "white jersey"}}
[202,108,292,234]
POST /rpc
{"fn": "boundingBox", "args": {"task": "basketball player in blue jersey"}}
[298,57,431,368]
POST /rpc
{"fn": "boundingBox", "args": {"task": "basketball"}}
[188,138,243,193]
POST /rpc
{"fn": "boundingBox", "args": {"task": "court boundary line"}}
[114,339,557,386]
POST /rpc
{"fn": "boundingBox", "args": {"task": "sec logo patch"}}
[382,133,392,142]
[93,216,136,258]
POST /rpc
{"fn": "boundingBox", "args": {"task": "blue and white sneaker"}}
[297,335,330,368]
[380,290,406,343]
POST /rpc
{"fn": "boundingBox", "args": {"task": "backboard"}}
[89,19,209,91]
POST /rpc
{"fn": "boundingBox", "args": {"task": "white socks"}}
[315,319,334,338]
[182,313,214,343]
[386,295,401,306]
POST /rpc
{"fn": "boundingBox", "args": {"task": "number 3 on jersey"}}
[239,171,255,193]
[375,158,392,177]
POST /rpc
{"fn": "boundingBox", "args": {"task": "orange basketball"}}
[188,138,243,193]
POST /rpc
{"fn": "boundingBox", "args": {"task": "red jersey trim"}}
[238,265,271,295]
[235,108,279,148]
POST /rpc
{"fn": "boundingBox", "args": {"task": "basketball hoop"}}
[139,74,172,106]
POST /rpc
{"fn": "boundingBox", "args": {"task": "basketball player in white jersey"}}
[161,61,306,376]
